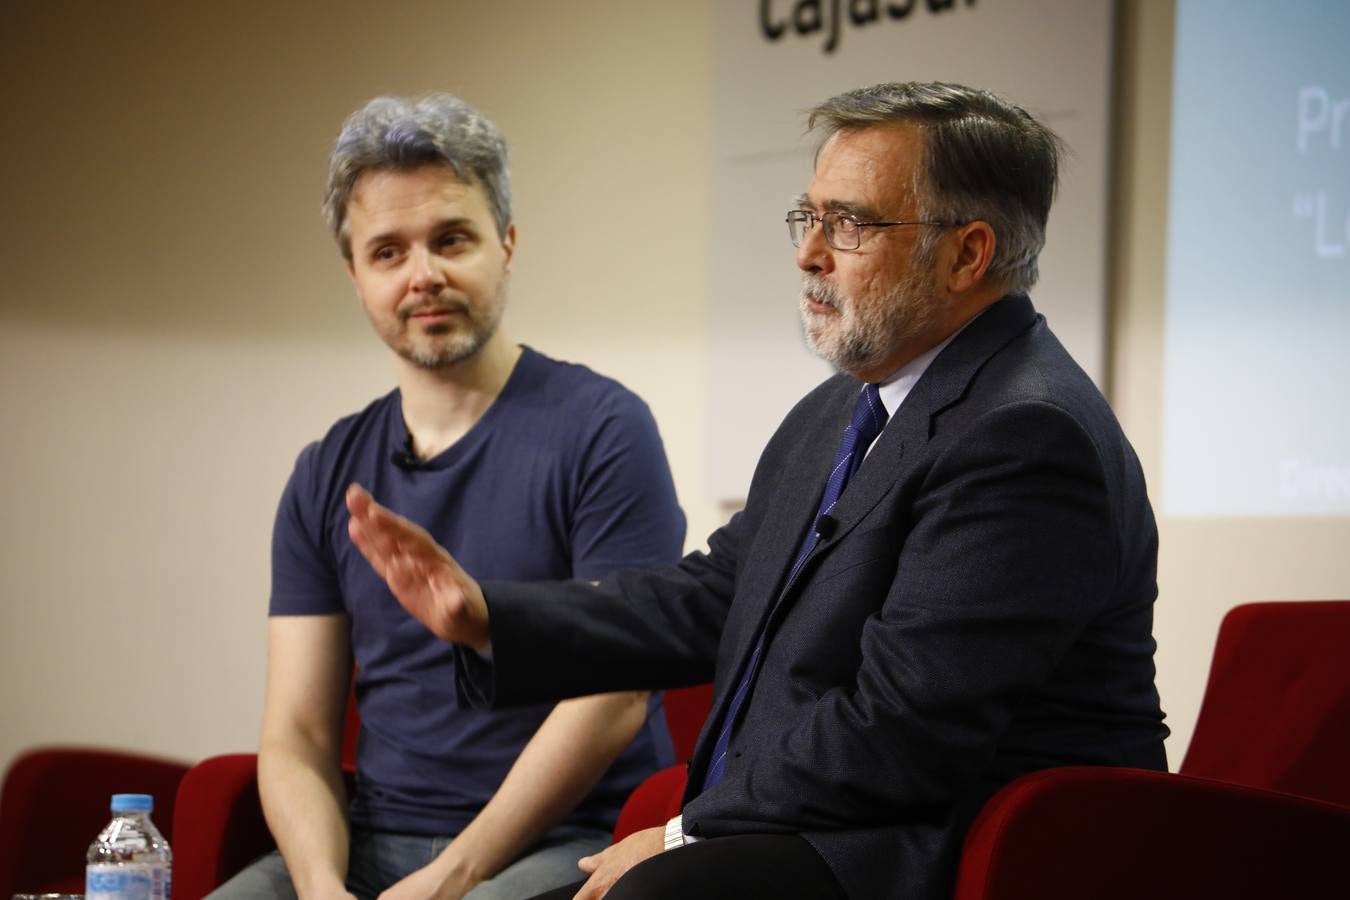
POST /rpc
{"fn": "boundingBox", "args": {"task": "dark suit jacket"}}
[466,295,1167,899]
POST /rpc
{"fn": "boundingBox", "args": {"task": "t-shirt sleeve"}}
[568,388,686,581]
[270,442,345,616]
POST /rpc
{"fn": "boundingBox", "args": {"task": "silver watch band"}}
[663,814,686,852]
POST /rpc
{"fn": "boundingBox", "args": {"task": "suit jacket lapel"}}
[732,375,856,626]
[793,294,1041,574]
[922,293,1039,418]
[813,382,924,545]
[693,375,854,749]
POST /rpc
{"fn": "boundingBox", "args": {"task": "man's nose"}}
[409,246,446,293]
[795,220,834,275]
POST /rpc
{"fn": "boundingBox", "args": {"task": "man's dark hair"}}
[808,82,1064,292]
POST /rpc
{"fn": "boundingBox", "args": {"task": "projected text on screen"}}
[1163,0,1350,517]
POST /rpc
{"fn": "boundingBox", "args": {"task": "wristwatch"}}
[663,814,686,852]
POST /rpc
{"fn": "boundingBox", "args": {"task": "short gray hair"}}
[323,93,512,258]
[808,82,1064,293]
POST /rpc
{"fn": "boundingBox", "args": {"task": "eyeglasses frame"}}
[785,209,956,251]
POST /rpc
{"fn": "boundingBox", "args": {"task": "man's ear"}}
[501,223,517,274]
[946,220,997,294]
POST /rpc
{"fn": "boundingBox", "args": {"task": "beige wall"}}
[0,0,717,773]
[1,0,1346,783]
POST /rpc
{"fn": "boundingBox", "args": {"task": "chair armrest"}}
[172,754,360,899]
[954,766,1350,900]
[172,753,272,899]
[612,765,689,842]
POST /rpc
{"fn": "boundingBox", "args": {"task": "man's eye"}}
[373,246,400,262]
[438,233,467,249]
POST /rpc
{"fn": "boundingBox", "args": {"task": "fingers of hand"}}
[386,551,422,595]
[345,483,475,643]
[571,830,662,900]
[345,483,372,517]
[346,489,402,558]
[347,483,461,575]
[347,486,434,568]
[572,848,614,899]
[346,515,389,579]
[572,871,608,900]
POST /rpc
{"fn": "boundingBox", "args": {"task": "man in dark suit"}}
[345,82,1168,900]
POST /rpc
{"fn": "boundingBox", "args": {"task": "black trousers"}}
[528,833,846,900]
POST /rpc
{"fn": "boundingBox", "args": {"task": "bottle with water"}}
[85,793,172,900]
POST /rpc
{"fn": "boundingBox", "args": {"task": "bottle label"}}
[87,862,170,900]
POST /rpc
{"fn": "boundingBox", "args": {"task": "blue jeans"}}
[208,824,611,900]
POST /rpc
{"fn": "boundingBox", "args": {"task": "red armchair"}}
[661,682,714,764]
[1177,600,1350,804]
[953,600,1350,898]
[951,765,1350,899]
[0,746,189,897]
[172,751,284,898]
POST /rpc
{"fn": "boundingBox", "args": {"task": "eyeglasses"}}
[786,209,953,251]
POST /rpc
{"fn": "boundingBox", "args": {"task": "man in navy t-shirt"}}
[210,94,685,900]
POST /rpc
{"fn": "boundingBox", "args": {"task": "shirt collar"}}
[875,324,964,418]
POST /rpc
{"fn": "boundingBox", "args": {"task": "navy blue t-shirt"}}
[270,346,686,835]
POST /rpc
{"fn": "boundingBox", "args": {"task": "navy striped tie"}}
[701,383,888,791]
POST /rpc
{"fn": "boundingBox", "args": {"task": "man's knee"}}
[465,826,609,900]
[605,835,844,900]
[205,851,297,900]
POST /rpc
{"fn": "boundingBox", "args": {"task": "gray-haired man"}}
[211,94,686,899]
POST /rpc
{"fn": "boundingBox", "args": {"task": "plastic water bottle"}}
[85,793,172,900]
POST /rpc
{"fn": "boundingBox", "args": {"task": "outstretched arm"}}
[345,484,491,653]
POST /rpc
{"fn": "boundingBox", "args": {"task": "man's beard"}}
[394,281,507,370]
[799,257,942,376]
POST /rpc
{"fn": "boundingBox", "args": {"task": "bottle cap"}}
[110,793,154,813]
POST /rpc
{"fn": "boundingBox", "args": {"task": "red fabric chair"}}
[661,683,714,765]
[0,746,189,897]
[954,599,1350,899]
[171,752,281,899]
[1178,600,1350,803]
[951,765,1350,899]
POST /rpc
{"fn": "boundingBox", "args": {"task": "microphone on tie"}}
[815,514,838,540]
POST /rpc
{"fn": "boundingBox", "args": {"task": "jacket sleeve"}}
[458,511,745,706]
[455,378,838,708]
